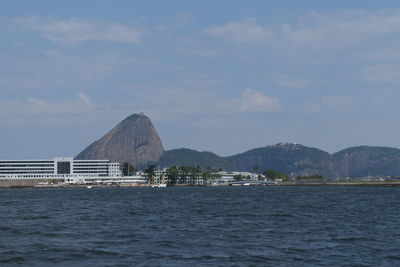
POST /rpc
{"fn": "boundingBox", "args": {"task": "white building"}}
[136,168,205,184]
[212,171,262,183]
[0,157,121,183]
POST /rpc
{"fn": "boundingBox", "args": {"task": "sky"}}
[1,0,400,159]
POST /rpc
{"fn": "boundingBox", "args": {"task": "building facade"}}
[0,157,121,180]
[136,169,205,184]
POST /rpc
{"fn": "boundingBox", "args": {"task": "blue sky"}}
[1,0,400,158]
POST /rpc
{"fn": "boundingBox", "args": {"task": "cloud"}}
[12,16,143,45]
[268,73,310,88]
[239,89,282,112]
[204,18,273,44]
[0,92,94,123]
[359,64,400,83]
[27,92,93,115]
[304,95,352,112]
[114,84,216,121]
[176,38,218,56]
[203,10,400,52]
[0,50,157,91]
[357,48,400,61]
[173,12,195,28]
[179,73,217,88]
[115,85,281,123]
[221,89,282,113]
[76,92,91,105]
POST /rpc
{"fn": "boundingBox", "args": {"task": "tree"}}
[296,175,324,181]
[202,170,213,184]
[166,166,179,184]
[233,174,242,181]
[189,166,202,184]
[144,165,156,184]
[263,169,289,182]
[122,162,136,176]
[178,166,187,184]
[160,174,166,184]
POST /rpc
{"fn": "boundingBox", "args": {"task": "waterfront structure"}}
[211,171,264,184]
[136,169,206,185]
[0,157,273,186]
[0,157,121,183]
[154,169,205,184]
[136,168,265,185]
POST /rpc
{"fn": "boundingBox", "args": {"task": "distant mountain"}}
[157,144,400,178]
[75,113,400,178]
[332,146,400,178]
[76,113,164,168]
[227,143,335,178]
[158,148,233,170]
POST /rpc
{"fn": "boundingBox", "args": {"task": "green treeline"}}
[123,161,296,184]
[262,169,289,181]
[121,162,136,176]
[165,166,213,184]
[296,175,324,181]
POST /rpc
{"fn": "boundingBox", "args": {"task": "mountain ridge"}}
[75,113,400,178]
[158,143,400,178]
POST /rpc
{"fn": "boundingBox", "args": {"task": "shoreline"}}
[274,182,400,187]
[2,181,400,189]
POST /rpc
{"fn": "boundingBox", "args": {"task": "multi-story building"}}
[136,168,205,184]
[0,157,121,183]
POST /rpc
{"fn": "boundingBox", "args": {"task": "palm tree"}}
[122,162,136,176]
[166,166,179,184]
[144,165,156,184]
[179,166,189,184]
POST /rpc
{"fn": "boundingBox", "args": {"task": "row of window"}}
[60,172,111,175]
[0,168,54,173]
[0,161,53,163]
[0,165,54,167]
[74,167,108,171]
[0,171,54,174]
[73,166,109,168]
[0,172,54,176]
[73,161,109,164]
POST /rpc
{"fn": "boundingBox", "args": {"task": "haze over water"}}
[1,186,399,266]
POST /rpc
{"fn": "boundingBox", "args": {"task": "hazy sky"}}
[1,0,400,158]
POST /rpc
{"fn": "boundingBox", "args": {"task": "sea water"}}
[1,186,400,266]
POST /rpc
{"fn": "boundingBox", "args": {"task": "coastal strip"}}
[2,178,400,188]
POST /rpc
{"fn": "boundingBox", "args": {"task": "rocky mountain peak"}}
[75,113,164,168]
[120,113,146,123]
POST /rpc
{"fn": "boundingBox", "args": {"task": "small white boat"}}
[86,186,92,189]
[156,184,167,188]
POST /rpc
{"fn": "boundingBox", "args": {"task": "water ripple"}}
[0,186,400,266]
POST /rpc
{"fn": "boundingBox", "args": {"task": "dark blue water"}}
[1,186,400,266]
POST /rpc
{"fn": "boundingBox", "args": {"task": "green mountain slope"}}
[227,143,335,178]
[157,144,400,178]
[158,148,234,170]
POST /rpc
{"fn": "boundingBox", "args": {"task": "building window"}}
[57,161,71,174]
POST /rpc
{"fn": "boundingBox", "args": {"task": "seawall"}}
[0,179,63,188]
